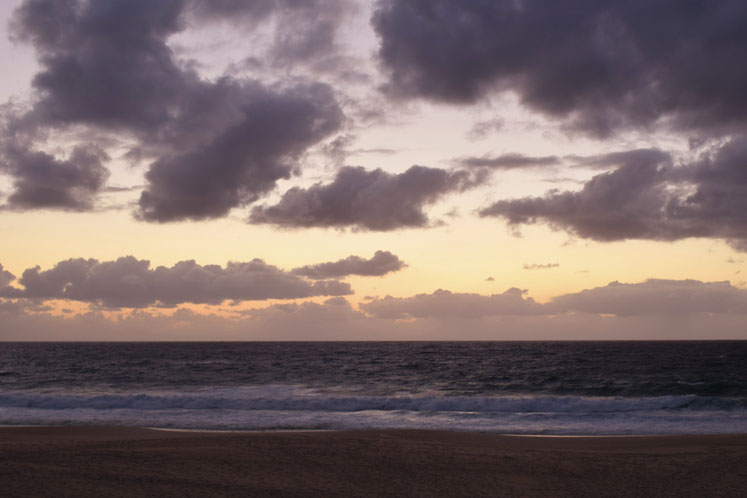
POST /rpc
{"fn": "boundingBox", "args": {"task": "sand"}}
[1,427,746,497]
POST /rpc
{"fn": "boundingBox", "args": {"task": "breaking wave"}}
[1,388,744,413]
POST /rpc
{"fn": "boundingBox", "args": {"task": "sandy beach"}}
[0,427,745,497]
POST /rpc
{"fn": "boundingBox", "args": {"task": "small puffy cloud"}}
[523,263,559,270]
[0,256,351,308]
[250,165,485,231]
[292,251,406,279]
[360,288,544,319]
[467,119,504,140]
[551,279,747,316]
[373,0,747,136]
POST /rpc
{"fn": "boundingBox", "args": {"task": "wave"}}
[0,389,744,413]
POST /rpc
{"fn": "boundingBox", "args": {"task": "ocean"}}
[0,341,745,435]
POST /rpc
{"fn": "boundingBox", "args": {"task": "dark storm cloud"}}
[0,257,351,308]
[1,0,344,218]
[292,250,407,279]
[360,288,544,319]
[480,138,747,250]
[250,165,486,231]
[373,0,747,135]
[0,144,108,211]
[550,279,747,316]
[458,154,560,169]
[9,0,187,132]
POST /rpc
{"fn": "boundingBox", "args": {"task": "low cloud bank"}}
[362,279,747,319]
[0,257,351,308]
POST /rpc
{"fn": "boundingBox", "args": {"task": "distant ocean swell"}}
[1,389,746,413]
[1,342,745,434]
[1,387,746,435]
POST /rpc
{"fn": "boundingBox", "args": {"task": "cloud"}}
[137,82,343,221]
[0,256,351,308]
[292,250,406,279]
[360,288,544,319]
[480,138,747,249]
[373,0,747,136]
[2,0,345,219]
[480,148,673,240]
[192,0,356,68]
[457,154,560,169]
[362,278,747,320]
[467,119,504,140]
[250,165,486,231]
[550,279,747,316]
[523,263,559,270]
[3,278,747,340]
[0,144,108,211]
[0,264,15,288]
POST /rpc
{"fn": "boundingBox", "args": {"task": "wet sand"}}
[1,426,746,497]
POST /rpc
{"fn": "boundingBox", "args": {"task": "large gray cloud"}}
[250,165,486,231]
[480,148,675,241]
[292,250,407,279]
[0,256,351,308]
[480,138,747,249]
[1,0,345,219]
[137,82,342,221]
[373,0,747,136]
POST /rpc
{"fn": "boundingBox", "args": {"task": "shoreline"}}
[4,423,746,437]
[1,426,746,496]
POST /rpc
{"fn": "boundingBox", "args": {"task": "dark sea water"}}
[0,342,745,434]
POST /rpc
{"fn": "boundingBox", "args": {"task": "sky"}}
[1,0,747,340]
